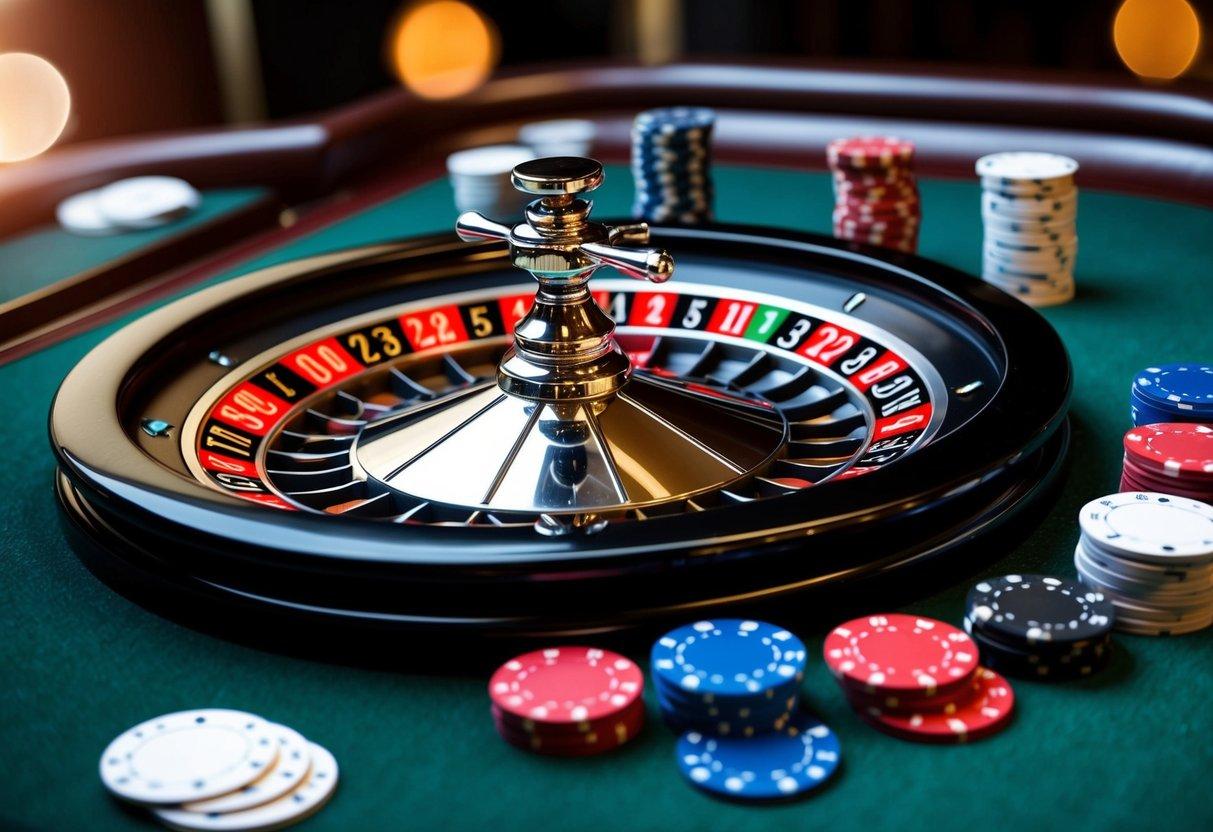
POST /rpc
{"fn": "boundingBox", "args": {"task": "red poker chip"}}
[1123,423,1213,479]
[494,700,645,751]
[840,671,980,714]
[834,171,917,188]
[492,697,645,737]
[837,192,921,211]
[834,212,917,228]
[857,667,1015,744]
[489,646,644,725]
[823,614,980,696]
[833,170,915,190]
[836,223,918,237]
[835,218,920,231]
[1122,455,1213,488]
[492,698,646,755]
[1120,466,1213,502]
[834,221,920,237]
[828,136,915,170]
[834,181,918,200]
[835,205,920,222]
[837,193,921,210]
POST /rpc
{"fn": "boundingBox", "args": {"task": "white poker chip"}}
[975,152,1079,183]
[981,176,1075,196]
[99,709,278,805]
[152,743,338,832]
[1112,612,1213,636]
[56,189,121,236]
[181,723,313,815]
[1075,545,1213,600]
[1080,542,1213,584]
[97,176,201,229]
[1079,492,1213,564]
[982,192,1078,218]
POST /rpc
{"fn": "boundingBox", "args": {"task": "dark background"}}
[252,0,1211,118]
[1,0,1208,141]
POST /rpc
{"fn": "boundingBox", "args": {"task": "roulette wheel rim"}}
[51,216,1071,638]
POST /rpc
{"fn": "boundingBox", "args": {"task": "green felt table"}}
[2,165,1211,832]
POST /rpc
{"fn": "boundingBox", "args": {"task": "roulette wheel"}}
[50,157,1070,637]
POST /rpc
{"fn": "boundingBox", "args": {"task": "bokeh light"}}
[1113,0,1202,80]
[0,53,71,162]
[389,1,499,100]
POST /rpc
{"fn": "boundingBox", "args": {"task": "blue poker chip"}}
[656,678,799,718]
[675,711,841,801]
[1131,364,1213,416]
[651,619,807,699]
[1129,396,1199,427]
[657,688,798,736]
[633,106,716,131]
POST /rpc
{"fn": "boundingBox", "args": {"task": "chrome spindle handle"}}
[453,156,676,402]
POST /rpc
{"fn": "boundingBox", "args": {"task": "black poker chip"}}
[963,617,1112,681]
[965,574,1116,647]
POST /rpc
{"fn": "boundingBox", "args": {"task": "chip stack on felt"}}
[824,613,1015,743]
[976,151,1079,306]
[631,106,716,224]
[489,646,646,756]
[827,136,921,253]
[963,575,1115,679]
[1076,493,1213,636]
[99,709,338,832]
[1130,363,1213,426]
[653,619,842,801]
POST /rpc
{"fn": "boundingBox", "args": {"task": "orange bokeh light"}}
[389,1,499,100]
[0,53,71,162]
[1113,0,1202,80]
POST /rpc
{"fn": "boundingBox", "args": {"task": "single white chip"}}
[56,189,121,236]
[99,709,279,805]
[975,152,1079,183]
[446,144,535,179]
[1079,492,1213,563]
[96,176,201,229]
[152,742,338,832]
[181,723,313,815]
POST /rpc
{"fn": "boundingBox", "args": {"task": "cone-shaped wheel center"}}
[352,372,789,513]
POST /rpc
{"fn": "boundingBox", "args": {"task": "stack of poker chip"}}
[446,144,537,219]
[654,619,841,801]
[651,619,806,736]
[1076,492,1213,636]
[825,614,1015,743]
[963,575,1115,680]
[1121,423,1213,503]
[827,136,921,253]
[1130,363,1213,426]
[99,709,338,831]
[976,151,1079,306]
[488,646,645,756]
[630,107,715,224]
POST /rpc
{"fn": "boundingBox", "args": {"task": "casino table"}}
[1,63,1211,832]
